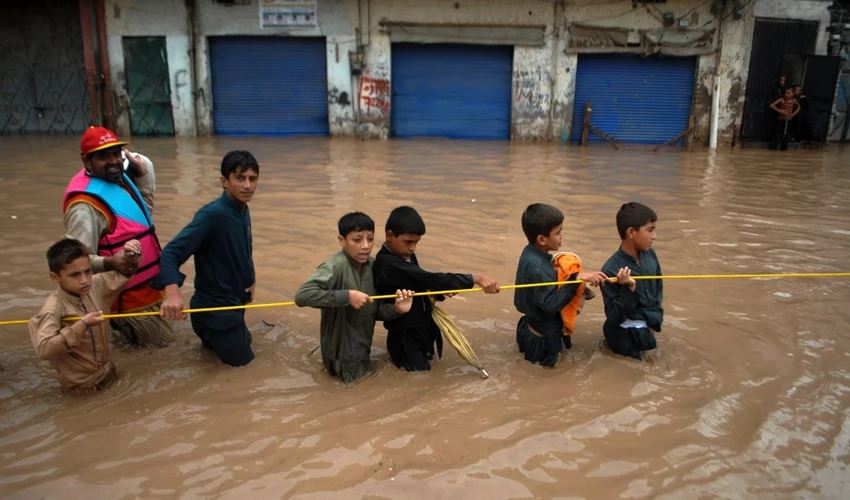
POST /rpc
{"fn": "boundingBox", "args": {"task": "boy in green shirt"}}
[295,212,413,383]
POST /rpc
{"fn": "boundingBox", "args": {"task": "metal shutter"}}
[571,54,697,145]
[209,37,329,136]
[391,43,513,140]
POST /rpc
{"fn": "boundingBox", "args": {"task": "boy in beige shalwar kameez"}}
[28,238,140,396]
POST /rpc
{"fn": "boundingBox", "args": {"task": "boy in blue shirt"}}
[601,202,663,360]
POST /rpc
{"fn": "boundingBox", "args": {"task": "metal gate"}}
[740,18,818,142]
[0,0,91,135]
[123,37,175,136]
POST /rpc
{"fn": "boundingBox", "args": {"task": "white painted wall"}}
[104,0,195,137]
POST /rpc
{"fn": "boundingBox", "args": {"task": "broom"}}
[430,297,489,378]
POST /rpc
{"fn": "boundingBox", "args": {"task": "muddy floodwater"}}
[1,136,849,499]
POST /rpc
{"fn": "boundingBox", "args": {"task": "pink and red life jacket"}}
[63,169,163,312]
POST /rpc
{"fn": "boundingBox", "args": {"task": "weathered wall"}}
[104,0,195,137]
[560,0,720,144]
[715,0,832,147]
[193,0,354,136]
[362,0,555,139]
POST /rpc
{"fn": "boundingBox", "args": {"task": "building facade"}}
[0,0,840,147]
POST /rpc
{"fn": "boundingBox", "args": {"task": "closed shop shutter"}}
[391,43,513,140]
[571,54,696,145]
[209,36,329,136]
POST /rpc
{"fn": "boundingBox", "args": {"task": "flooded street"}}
[1,136,850,499]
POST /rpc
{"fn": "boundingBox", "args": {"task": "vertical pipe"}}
[709,81,720,149]
[709,1,725,149]
[95,0,114,130]
[88,1,104,126]
[187,0,199,135]
[79,0,100,126]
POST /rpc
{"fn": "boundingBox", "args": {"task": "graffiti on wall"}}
[327,87,351,107]
[514,67,550,113]
[174,69,189,109]
[359,66,390,118]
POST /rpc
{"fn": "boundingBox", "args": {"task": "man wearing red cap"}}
[62,126,174,348]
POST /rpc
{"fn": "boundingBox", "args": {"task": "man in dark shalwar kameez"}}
[295,213,414,384]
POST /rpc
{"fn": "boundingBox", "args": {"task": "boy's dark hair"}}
[338,212,375,236]
[47,239,90,274]
[616,202,658,239]
[521,203,564,244]
[221,150,259,178]
[385,206,426,236]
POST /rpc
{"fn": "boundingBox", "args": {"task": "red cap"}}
[80,126,128,156]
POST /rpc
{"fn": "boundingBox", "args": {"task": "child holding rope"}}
[374,206,500,372]
[28,238,140,395]
[513,203,607,367]
[601,202,663,360]
[295,212,414,384]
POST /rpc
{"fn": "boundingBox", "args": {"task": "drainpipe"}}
[88,2,104,126]
[187,0,204,135]
[547,0,562,141]
[95,0,114,130]
[709,2,725,149]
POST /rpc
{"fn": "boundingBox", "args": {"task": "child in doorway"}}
[600,202,663,360]
[28,238,140,395]
[769,88,800,150]
[374,206,500,372]
[513,203,608,367]
[295,212,414,384]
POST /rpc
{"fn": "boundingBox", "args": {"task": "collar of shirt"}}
[527,244,553,263]
[58,286,87,305]
[220,191,247,213]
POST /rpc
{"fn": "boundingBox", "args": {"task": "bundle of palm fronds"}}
[430,297,488,378]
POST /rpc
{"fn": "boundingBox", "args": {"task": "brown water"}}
[1,137,849,499]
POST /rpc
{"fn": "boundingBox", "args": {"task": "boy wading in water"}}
[374,206,500,372]
[601,202,663,360]
[513,203,607,367]
[29,238,141,395]
[155,151,259,367]
[295,212,414,384]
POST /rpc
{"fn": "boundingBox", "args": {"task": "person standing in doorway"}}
[63,127,174,348]
[769,88,800,151]
[791,84,808,142]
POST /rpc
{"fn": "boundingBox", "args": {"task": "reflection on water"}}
[1,137,850,498]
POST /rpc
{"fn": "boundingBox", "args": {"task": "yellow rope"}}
[1,272,848,327]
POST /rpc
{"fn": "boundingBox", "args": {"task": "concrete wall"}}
[559,0,720,144]
[715,0,833,146]
[102,0,834,147]
[105,1,195,137]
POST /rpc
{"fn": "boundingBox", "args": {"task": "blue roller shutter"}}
[209,37,328,136]
[391,43,512,140]
[571,54,696,145]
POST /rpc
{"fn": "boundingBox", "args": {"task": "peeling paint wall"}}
[361,0,555,140]
[104,0,195,137]
[560,0,721,146]
[101,0,833,146]
[714,0,833,146]
[195,0,354,136]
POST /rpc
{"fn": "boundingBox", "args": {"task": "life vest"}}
[553,252,586,336]
[62,169,163,313]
